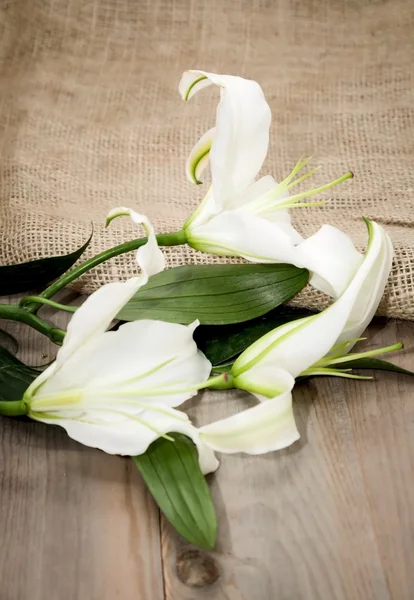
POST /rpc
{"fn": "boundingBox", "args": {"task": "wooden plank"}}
[0,295,165,600]
[2,290,414,599]
[344,318,414,600]
[162,319,414,600]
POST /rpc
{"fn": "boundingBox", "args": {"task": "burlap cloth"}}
[0,0,413,318]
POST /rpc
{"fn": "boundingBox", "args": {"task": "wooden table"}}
[1,296,414,600]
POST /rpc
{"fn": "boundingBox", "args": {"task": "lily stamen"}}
[285,166,320,191]
[300,367,373,380]
[278,170,354,208]
[315,341,403,368]
[246,167,352,217]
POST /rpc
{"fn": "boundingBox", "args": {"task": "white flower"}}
[179,70,357,298]
[199,219,393,455]
[23,212,219,475]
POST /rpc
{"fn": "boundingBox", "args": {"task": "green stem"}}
[0,304,65,344]
[20,296,77,313]
[200,372,235,390]
[27,230,187,314]
[0,399,26,417]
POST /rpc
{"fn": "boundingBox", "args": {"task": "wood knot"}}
[176,549,220,587]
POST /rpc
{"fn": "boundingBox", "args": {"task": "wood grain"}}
[1,295,414,600]
[0,295,165,600]
[162,318,414,600]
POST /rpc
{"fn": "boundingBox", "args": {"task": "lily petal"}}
[25,213,165,400]
[32,320,211,402]
[234,176,304,244]
[178,71,212,101]
[200,370,298,454]
[34,407,219,475]
[26,314,216,474]
[234,175,285,209]
[187,209,299,263]
[180,70,271,209]
[335,223,393,348]
[106,207,166,278]
[234,366,296,400]
[57,205,164,360]
[184,186,219,230]
[295,224,364,298]
[186,127,215,184]
[233,220,391,379]
[26,278,142,399]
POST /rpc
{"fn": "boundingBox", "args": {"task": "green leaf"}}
[195,306,313,365]
[133,433,217,549]
[119,263,309,325]
[0,232,92,295]
[0,346,39,401]
[333,357,414,377]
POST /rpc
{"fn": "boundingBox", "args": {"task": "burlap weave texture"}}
[0,0,413,318]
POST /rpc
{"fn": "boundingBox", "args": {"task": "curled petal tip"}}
[179,71,210,102]
[185,127,215,185]
[186,172,203,185]
[105,207,131,228]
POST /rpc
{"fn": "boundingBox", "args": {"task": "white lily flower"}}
[23,213,219,475]
[200,219,393,455]
[179,70,356,297]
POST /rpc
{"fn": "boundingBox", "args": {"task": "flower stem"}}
[0,304,65,344]
[200,372,235,390]
[19,296,78,313]
[26,230,188,314]
[0,400,26,417]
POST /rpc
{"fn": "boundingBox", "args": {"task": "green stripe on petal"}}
[105,207,132,228]
[185,128,215,184]
[184,75,208,101]
[178,72,211,101]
